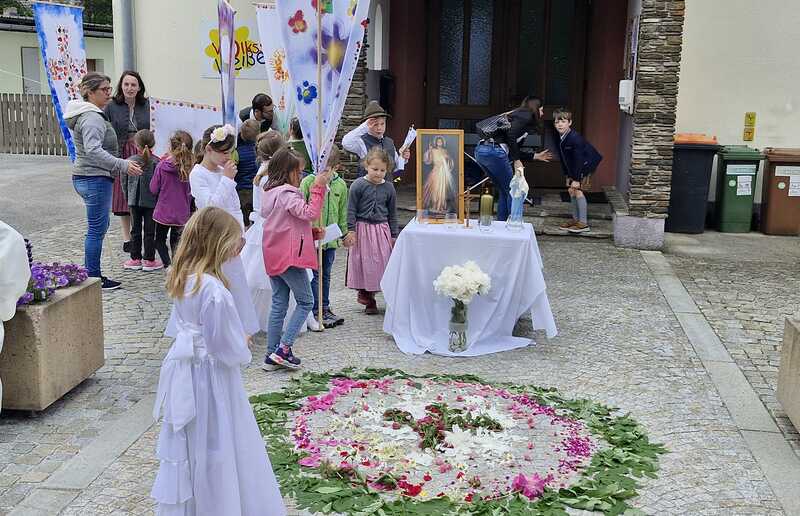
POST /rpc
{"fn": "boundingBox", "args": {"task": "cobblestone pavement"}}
[1,214,785,514]
[667,232,800,458]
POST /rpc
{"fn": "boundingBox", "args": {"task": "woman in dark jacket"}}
[104,70,150,253]
[475,96,552,221]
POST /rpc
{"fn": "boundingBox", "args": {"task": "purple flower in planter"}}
[15,260,88,306]
[16,291,34,307]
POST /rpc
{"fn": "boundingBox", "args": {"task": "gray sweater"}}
[347,177,398,237]
[121,154,159,208]
[64,101,127,179]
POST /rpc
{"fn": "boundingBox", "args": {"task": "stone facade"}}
[337,35,369,181]
[627,0,685,218]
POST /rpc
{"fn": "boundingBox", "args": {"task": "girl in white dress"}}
[151,206,286,516]
[186,124,259,336]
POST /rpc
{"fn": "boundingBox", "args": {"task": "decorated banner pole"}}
[218,0,237,127]
[316,4,325,330]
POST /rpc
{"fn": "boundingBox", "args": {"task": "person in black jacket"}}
[554,108,602,234]
[475,96,552,221]
[239,93,275,133]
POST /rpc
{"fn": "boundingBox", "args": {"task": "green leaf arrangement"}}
[251,368,666,515]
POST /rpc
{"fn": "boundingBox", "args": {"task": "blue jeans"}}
[267,267,314,354]
[475,143,513,221]
[72,176,113,277]
[311,248,336,313]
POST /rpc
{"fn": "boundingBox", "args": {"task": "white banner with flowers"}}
[276,0,370,173]
[255,2,296,134]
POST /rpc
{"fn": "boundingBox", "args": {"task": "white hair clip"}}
[210,124,236,143]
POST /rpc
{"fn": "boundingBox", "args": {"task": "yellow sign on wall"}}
[743,127,755,141]
[744,112,756,127]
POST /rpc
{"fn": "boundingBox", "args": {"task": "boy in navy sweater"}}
[554,108,602,233]
[234,119,261,227]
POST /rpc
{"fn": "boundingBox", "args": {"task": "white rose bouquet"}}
[433,261,491,352]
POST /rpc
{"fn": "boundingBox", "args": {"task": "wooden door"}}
[425,0,588,188]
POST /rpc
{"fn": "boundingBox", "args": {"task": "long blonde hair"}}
[165,207,242,299]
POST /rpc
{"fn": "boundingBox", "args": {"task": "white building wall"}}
[130,0,268,108]
[0,30,114,94]
[677,0,800,201]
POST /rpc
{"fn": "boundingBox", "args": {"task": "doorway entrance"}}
[425,0,589,188]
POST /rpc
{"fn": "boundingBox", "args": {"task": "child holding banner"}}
[260,147,332,370]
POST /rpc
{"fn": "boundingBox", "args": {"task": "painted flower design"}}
[309,22,348,80]
[312,0,332,14]
[297,81,318,104]
[269,50,290,82]
[288,9,307,33]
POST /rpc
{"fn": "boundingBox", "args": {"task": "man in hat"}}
[342,101,411,179]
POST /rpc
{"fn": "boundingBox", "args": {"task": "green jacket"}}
[289,139,313,173]
[300,172,349,249]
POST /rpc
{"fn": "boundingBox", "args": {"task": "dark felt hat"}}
[362,101,391,122]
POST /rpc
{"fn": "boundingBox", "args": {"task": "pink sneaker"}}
[123,259,142,270]
[142,259,164,272]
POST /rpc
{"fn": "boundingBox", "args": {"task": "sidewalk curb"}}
[642,250,800,515]
[9,394,155,516]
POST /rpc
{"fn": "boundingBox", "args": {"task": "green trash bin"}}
[715,145,764,232]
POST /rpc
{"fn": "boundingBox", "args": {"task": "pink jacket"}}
[261,183,325,277]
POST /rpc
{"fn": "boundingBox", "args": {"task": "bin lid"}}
[675,133,718,144]
[719,145,764,160]
[764,147,800,162]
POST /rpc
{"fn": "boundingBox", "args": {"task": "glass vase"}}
[448,299,468,353]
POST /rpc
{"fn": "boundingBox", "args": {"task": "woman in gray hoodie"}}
[64,72,142,291]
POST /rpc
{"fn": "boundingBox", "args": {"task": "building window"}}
[86,59,104,73]
[21,47,40,94]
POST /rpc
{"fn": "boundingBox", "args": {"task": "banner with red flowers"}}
[32,1,87,161]
[276,0,370,173]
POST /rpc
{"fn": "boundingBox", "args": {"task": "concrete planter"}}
[0,278,104,411]
[778,319,800,431]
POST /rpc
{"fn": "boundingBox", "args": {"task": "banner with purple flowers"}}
[32,1,88,161]
[218,0,238,127]
[276,0,370,173]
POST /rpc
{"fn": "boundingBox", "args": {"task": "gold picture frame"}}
[415,129,465,222]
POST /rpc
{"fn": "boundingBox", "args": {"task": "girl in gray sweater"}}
[345,148,398,315]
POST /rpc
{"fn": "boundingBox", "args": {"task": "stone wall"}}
[628,0,685,218]
[337,33,369,181]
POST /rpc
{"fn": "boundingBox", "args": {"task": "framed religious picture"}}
[415,129,465,222]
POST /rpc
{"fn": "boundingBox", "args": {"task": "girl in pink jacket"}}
[260,147,332,370]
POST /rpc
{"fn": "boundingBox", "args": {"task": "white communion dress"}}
[151,273,286,516]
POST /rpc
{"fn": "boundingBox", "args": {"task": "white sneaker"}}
[306,312,323,332]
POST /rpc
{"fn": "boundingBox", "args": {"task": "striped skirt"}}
[346,221,392,292]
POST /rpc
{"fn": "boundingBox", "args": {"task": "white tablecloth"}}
[381,220,557,356]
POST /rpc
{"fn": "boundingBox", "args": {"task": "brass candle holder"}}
[462,177,491,228]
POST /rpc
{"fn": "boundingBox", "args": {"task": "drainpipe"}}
[112,0,135,73]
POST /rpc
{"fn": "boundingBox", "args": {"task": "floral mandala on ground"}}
[252,370,666,515]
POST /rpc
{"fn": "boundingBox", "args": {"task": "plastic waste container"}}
[666,133,719,233]
[715,145,764,233]
[761,148,800,235]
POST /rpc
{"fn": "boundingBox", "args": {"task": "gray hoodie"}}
[64,100,128,179]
